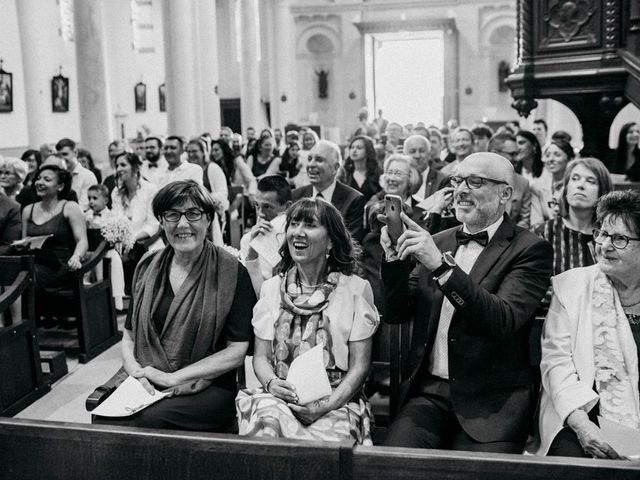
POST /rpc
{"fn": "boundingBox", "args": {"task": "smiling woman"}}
[94,180,257,432]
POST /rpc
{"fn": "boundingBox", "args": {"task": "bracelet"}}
[265,376,278,393]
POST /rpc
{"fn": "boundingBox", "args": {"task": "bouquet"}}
[100,215,135,255]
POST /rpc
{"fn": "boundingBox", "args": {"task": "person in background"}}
[534,190,640,459]
[219,126,233,146]
[240,175,291,294]
[293,130,319,188]
[343,135,381,201]
[236,198,379,444]
[85,184,125,311]
[530,138,574,226]
[111,152,163,294]
[95,181,256,431]
[531,157,613,311]
[613,122,640,181]
[0,157,28,201]
[77,148,103,184]
[246,134,282,180]
[55,138,97,211]
[140,136,167,187]
[158,136,203,188]
[20,149,42,189]
[533,119,548,148]
[279,140,301,180]
[515,130,544,183]
[404,134,446,202]
[440,128,474,175]
[471,125,493,153]
[186,138,229,211]
[488,132,531,228]
[103,140,128,202]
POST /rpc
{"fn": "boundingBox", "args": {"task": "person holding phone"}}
[380,152,553,453]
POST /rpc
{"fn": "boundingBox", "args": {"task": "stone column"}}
[16,0,50,146]
[273,0,296,127]
[162,0,198,137]
[73,0,113,167]
[196,0,221,135]
[238,0,263,133]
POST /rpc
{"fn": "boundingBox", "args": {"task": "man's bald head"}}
[311,140,342,167]
[307,140,342,191]
[403,135,431,173]
[453,152,515,232]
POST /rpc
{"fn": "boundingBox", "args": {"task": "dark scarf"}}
[130,241,237,394]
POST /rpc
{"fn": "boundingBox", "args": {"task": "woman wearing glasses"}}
[533,189,640,458]
[103,180,256,431]
[531,158,613,311]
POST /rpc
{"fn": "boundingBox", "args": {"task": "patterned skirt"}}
[235,388,373,445]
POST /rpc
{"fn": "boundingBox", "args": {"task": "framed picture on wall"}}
[51,74,69,113]
[159,83,166,112]
[0,68,13,113]
[135,81,147,112]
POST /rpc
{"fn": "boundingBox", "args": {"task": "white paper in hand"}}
[248,214,286,267]
[598,416,640,458]
[286,344,332,405]
[90,376,169,417]
[12,234,52,250]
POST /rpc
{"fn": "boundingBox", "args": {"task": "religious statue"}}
[315,69,329,99]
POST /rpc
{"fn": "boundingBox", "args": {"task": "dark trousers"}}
[94,384,237,432]
[547,407,599,458]
[383,376,524,454]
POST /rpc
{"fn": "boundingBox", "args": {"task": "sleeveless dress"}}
[26,201,76,292]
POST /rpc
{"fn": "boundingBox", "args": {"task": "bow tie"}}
[148,163,158,169]
[455,230,489,247]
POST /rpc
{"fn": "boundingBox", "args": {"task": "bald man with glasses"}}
[380,152,553,453]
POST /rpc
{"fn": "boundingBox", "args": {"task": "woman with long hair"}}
[20,149,42,188]
[613,122,640,180]
[246,135,282,179]
[515,130,544,182]
[343,135,381,201]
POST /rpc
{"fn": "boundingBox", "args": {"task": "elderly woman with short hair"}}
[237,198,379,444]
[95,180,257,431]
[534,189,640,458]
[0,157,28,201]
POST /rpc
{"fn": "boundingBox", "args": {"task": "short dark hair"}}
[21,149,42,168]
[596,189,640,238]
[145,136,163,149]
[37,165,72,200]
[165,136,184,149]
[488,132,517,151]
[546,138,575,163]
[88,184,110,200]
[276,198,361,276]
[257,175,292,205]
[551,130,572,143]
[77,148,96,169]
[471,125,493,140]
[152,180,220,220]
[516,130,543,178]
[55,138,76,151]
[533,119,548,131]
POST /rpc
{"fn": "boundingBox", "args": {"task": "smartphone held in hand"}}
[384,194,404,245]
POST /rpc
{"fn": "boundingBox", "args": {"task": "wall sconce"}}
[349,91,356,100]
[281,94,287,102]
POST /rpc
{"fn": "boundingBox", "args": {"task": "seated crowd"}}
[1,116,640,461]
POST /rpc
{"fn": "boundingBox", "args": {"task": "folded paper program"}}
[286,344,332,405]
[90,376,169,417]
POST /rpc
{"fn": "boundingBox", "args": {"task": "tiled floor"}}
[15,314,126,424]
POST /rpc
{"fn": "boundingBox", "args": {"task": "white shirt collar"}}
[462,214,504,242]
[313,179,337,201]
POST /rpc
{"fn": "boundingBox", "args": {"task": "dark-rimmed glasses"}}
[449,175,509,190]
[162,209,205,223]
[592,228,640,250]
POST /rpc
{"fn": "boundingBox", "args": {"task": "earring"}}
[325,248,331,259]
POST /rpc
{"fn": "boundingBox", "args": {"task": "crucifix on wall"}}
[315,69,329,99]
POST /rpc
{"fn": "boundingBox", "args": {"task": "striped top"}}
[532,216,595,312]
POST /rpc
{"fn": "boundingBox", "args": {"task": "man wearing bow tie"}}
[141,136,168,187]
[381,152,553,453]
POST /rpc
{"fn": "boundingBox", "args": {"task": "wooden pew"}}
[0,256,49,416]
[0,418,353,480]
[352,445,640,480]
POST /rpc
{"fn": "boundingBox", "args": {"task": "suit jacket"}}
[292,182,366,242]
[382,213,553,443]
[413,168,448,202]
[506,173,531,228]
[0,195,20,255]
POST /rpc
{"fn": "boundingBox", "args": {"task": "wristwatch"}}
[431,251,456,279]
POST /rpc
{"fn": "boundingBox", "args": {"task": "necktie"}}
[316,192,324,199]
[455,230,489,247]
[148,163,158,169]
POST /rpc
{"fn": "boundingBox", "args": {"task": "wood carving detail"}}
[544,0,596,42]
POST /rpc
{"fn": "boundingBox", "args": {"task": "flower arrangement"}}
[100,215,135,255]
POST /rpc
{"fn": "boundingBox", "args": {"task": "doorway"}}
[365,30,445,127]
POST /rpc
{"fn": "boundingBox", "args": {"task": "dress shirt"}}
[157,160,204,188]
[141,157,169,187]
[71,164,98,211]
[312,179,337,202]
[429,215,504,379]
[414,167,431,200]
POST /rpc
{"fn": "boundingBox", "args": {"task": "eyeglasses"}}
[386,169,410,178]
[449,175,508,189]
[593,228,640,250]
[162,209,205,223]
[0,170,16,177]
